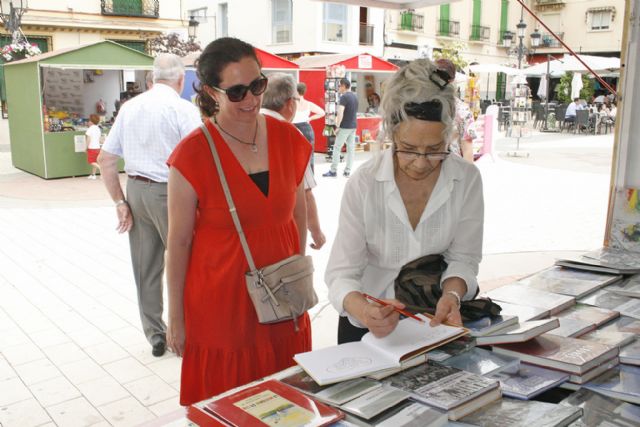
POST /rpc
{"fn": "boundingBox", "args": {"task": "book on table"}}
[492,333,619,375]
[555,303,620,328]
[563,356,619,385]
[427,336,477,362]
[463,314,519,337]
[456,397,583,427]
[204,379,344,427]
[441,347,520,376]
[619,337,640,365]
[293,314,467,385]
[492,301,549,322]
[560,388,640,426]
[366,354,427,381]
[339,385,410,420]
[383,360,501,420]
[599,315,640,334]
[605,273,640,298]
[583,365,640,405]
[546,317,595,338]
[474,318,560,346]
[579,328,636,348]
[578,290,640,319]
[555,247,640,275]
[343,401,448,427]
[482,283,575,315]
[486,363,569,400]
[517,265,621,298]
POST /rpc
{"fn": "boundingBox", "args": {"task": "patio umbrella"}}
[537,74,548,99]
[571,72,583,99]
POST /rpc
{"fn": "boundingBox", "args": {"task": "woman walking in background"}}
[292,82,325,172]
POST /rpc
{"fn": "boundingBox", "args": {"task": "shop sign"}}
[358,55,373,69]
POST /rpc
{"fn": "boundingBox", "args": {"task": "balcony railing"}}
[541,32,564,47]
[437,19,460,37]
[469,25,490,41]
[101,0,159,18]
[399,11,424,31]
[534,0,566,11]
[359,24,374,45]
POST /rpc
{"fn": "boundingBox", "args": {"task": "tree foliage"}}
[148,33,201,57]
[556,72,594,104]
[432,41,469,71]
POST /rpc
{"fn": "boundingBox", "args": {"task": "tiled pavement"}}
[0,117,615,426]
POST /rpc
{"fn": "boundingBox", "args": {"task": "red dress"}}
[168,116,312,406]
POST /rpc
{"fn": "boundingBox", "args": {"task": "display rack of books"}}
[507,83,532,157]
[323,69,344,161]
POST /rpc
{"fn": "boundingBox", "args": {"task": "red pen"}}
[362,293,425,323]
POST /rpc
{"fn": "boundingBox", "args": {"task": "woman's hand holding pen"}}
[344,292,403,338]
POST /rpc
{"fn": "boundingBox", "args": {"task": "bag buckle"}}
[257,270,280,307]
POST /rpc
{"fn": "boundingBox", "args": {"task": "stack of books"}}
[483,283,576,316]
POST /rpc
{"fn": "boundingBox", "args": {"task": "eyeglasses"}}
[395,150,450,161]
[211,73,268,102]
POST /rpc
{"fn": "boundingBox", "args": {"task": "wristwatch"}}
[445,290,462,309]
[115,199,128,207]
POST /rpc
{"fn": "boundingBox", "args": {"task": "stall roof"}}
[5,40,153,68]
[310,0,457,9]
[294,53,398,72]
[182,48,298,69]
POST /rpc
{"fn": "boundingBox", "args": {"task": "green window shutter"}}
[110,40,146,53]
[113,0,142,15]
[471,0,482,40]
[496,72,506,100]
[499,0,509,42]
[440,4,450,36]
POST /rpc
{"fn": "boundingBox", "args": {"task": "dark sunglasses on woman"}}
[211,73,269,102]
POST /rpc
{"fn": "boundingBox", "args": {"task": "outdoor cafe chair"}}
[575,110,591,134]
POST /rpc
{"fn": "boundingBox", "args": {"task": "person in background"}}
[261,73,326,250]
[323,78,358,178]
[85,114,102,179]
[292,82,325,172]
[166,37,312,406]
[145,71,154,91]
[98,53,202,357]
[325,58,483,343]
[564,97,584,124]
[365,82,381,114]
[435,59,476,163]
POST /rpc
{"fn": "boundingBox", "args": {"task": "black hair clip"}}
[404,101,443,122]
[430,69,451,90]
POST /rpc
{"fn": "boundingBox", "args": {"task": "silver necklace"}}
[213,116,259,153]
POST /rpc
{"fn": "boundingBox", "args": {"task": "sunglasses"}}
[429,69,451,90]
[211,73,268,102]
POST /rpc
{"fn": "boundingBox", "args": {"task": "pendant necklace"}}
[213,116,259,153]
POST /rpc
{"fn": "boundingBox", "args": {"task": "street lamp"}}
[187,16,199,42]
[502,10,541,69]
[0,0,26,43]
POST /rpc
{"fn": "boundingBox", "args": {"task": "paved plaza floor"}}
[0,116,615,426]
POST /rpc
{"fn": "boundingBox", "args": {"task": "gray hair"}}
[380,58,457,145]
[262,72,296,112]
[145,71,154,87]
[153,53,185,83]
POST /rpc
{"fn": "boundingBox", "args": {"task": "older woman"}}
[166,37,312,405]
[325,58,484,344]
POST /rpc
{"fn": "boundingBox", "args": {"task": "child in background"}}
[85,114,102,179]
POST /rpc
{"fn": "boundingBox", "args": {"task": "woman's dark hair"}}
[194,37,261,117]
[297,82,307,96]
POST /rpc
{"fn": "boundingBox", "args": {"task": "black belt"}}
[128,175,161,184]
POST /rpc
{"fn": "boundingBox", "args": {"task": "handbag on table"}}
[200,123,317,330]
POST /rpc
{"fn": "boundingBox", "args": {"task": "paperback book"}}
[578,290,640,319]
[584,365,640,405]
[474,318,560,346]
[599,315,640,335]
[579,329,636,348]
[463,315,519,337]
[441,347,520,376]
[339,385,409,420]
[456,398,583,427]
[427,337,477,362]
[560,388,640,426]
[619,338,640,365]
[486,363,569,400]
[204,379,343,427]
[343,401,448,427]
[294,315,467,385]
[492,334,619,375]
[384,360,501,420]
[483,284,575,315]
[555,304,619,328]
[564,356,619,385]
[556,247,640,274]
[545,317,595,338]
[518,266,621,299]
[606,274,640,298]
[491,301,549,322]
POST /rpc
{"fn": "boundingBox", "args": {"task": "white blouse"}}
[325,148,484,327]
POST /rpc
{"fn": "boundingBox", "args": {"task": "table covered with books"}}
[160,247,640,427]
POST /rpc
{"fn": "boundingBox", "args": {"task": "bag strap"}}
[200,122,257,272]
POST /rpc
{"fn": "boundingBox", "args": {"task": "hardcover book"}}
[464,315,519,337]
[384,360,501,420]
[606,274,640,298]
[492,334,619,375]
[486,363,569,400]
[556,247,640,275]
[343,401,448,427]
[578,290,640,319]
[584,365,640,405]
[579,329,636,348]
[483,284,575,315]
[560,388,640,426]
[546,317,595,338]
[457,398,583,427]
[599,315,640,335]
[619,338,640,366]
[339,385,409,420]
[294,315,467,385]
[565,356,619,384]
[204,379,343,427]
[555,304,620,328]
[518,266,621,299]
[442,347,520,376]
[492,301,549,322]
[475,318,560,346]
[427,337,477,362]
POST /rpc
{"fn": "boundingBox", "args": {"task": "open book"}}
[294,314,467,385]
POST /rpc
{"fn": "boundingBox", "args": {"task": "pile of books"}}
[188,247,640,426]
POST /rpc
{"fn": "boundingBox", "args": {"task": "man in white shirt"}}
[564,97,584,123]
[260,73,326,250]
[98,54,202,357]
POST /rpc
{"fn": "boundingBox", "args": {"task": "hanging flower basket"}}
[1,41,42,63]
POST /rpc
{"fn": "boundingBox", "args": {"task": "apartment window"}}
[218,3,228,37]
[189,7,208,24]
[589,10,612,31]
[323,3,348,42]
[272,0,292,43]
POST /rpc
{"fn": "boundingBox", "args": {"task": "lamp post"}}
[187,16,199,43]
[0,0,26,44]
[502,9,541,70]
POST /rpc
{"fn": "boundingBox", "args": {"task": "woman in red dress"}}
[166,38,312,406]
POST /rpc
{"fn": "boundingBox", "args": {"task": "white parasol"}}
[571,72,584,99]
[537,74,548,99]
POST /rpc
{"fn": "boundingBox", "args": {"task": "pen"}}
[362,293,425,323]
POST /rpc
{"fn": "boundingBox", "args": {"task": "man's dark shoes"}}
[323,170,337,177]
[343,171,350,178]
[152,339,166,357]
